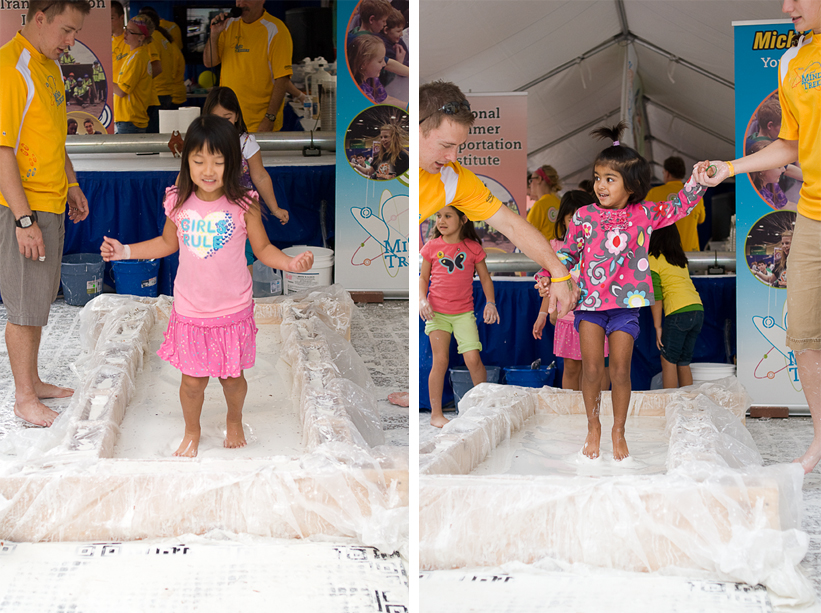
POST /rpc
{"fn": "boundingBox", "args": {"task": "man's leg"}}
[795,349,821,474]
[6,322,70,426]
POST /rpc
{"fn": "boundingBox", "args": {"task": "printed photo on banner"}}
[744,210,795,289]
[744,90,801,212]
[344,105,409,183]
[345,0,409,108]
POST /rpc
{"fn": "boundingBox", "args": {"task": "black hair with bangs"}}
[590,121,651,204]
[168,115,258,214]
[648,224,688,268]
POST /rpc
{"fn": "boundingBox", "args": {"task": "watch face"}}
[19,217,32,228]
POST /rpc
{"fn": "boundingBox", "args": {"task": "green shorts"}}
[425,311,482,354]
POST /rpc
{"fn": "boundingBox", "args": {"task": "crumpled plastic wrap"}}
[419,378,814,606]
[0,285,406,556]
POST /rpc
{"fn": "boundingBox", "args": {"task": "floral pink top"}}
[549,176,706,311]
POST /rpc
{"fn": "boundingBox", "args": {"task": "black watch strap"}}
[15,212,37,228]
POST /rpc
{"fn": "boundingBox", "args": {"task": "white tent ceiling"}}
[420,0,787,184]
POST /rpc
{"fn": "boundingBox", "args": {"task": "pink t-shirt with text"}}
[421,236,486,315]
[164,187,254,318]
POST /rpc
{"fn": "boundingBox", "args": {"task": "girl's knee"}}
[180,375,208,395]
[462,351,483,369]
[609,365,631,387]
[219,374,246,388]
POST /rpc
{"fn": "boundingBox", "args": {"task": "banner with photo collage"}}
[734,20,804,408]
[334,0,410,294]
[1,3,114,135]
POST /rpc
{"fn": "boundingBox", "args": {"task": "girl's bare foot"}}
[582,423,601,459]
[14,400,59,427]
[388,391,409,407]
[794,443,821,474]
[224,420,247,449]
[173,433,199,457]
[612,429,630,461]
[430,413,450,428]
[34,382,74,399]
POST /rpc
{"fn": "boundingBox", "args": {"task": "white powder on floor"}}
[470,414,669,477]
[113,322,303,459]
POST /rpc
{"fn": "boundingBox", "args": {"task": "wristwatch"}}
[15,212,37,228]
[264,113,277,122]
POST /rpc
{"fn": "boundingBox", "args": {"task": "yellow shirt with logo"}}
[112,33,129,79]
[217,12,293,132]
[161,18,183,50]
[646,180,705,251]
[115,45,153,128]
[0,32,68,214]
[526,193,561,241]
[419,162,503,223]
[779,32,821,220]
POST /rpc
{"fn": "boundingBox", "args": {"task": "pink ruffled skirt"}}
[158,304,257,378]
[554,318,609,360]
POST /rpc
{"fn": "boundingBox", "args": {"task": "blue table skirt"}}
[66,166,334,295]
[419,276,736,409]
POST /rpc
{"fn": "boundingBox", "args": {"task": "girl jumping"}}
[540,122,707,460]
[420,206,499,428]
[101,115,314,457]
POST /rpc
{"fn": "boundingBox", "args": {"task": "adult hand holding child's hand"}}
[288,251,314,272]
[692,160,728,187]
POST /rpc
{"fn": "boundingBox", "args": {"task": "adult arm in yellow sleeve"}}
[485,205,579,318]
[257,77,290,132]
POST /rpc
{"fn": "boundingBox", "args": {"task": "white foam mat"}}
[0,537,408,612]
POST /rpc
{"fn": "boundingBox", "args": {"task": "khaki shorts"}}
[424,311,482,354]
[0,207,64,326]
[786,213,821,352]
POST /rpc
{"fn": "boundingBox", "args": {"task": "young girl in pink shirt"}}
[420,206,499,428]
[101,115,314,457]
[537,122,707,461]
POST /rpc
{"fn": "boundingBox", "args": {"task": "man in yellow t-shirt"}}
[419,81,578,319]
[646,156,705,252]
[203,0,293,132]
[695,2,821,474]
[0,1,91,428]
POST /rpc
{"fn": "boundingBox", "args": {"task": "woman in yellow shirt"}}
[526,165,562,241]
[113,14,155,133]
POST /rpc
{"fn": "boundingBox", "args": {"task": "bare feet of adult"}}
[430,413,450,428]
[13,399,59,427]
[612,428,630,461]
[388,391,409,407]
[35,382,74,399]
[224,420,247,449]
[173,433,199,457]
[794,443,821,474]
[582,423,601,459]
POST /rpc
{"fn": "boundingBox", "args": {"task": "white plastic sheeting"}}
[0,286,407,555]
[419,379,813,606]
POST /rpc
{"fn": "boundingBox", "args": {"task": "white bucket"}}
[282,246,333,295]
[690,362,736,385]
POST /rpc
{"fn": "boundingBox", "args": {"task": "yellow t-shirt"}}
[648,254,702,316]
[526,193,561,241]
[419,162,503,223]
[0,32,68,214]
[779,32,821,219]
[161,18,183,50]
[150,36,175,96]
[646,180,705,251]
[112,33,129,81]
[217,12,293,132]
[169,42,187,105]
[115,45,153,128]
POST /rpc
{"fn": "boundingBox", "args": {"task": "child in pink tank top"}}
[101,115,313,458]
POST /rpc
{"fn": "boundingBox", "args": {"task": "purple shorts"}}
[574,308,641,341]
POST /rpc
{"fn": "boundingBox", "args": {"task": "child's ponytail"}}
[590,121,651,204]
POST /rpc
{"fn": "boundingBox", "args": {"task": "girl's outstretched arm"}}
[245,206,312,272]
[247,152,289,224]
[100,218,179,261]
[419,258,433,321]
[475,259,499,324]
